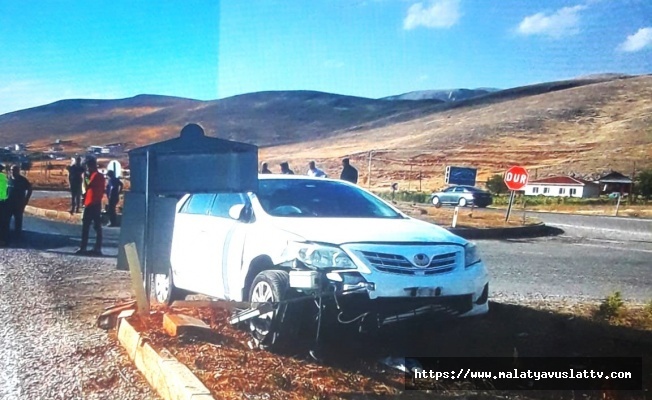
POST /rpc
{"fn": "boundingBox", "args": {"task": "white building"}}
[524,176,601,198]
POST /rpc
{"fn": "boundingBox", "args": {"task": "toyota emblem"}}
[413,253,430,267]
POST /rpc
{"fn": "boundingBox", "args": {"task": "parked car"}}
[159,175,490,350]
[429,185,493,208]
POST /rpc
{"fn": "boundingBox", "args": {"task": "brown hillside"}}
[260,75,652,191]
[1,75,650,192]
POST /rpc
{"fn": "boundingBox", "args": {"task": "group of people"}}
[67,156,123,256]
[259,158,359,184]
[0,164,33,247]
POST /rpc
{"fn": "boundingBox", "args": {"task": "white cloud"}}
[517,5,587,38]
[403,0,461,30]
[618,27,652,52]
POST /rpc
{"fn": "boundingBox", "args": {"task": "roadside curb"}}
[117,317,215,400]
[448,223,563,240]
[24,205,82,224]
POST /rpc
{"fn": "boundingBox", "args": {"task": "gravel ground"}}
[0,246,158,400]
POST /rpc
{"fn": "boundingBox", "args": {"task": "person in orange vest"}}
[75,157,105,256]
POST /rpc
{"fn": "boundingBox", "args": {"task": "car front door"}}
[200,192,249,300]
[170,193,215,292]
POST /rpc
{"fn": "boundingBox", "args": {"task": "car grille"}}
[360,250,458,275]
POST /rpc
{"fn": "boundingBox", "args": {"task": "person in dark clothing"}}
[0,164,9,247]
[7,164,33,240]
[67,156,84,214]
[340,158,358,184]
[105,170,123,227]
[280,162,294,175]
[260,162,272,174]
[76,157,105,256]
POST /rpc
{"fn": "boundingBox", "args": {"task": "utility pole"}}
[367,150,374,189]
[630,161,636,205]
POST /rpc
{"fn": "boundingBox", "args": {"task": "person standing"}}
[7,164,33,240]
[0,164,9,247]
[307,161,327,178]
[67,156,84,214]
[76,157,105,256]
[105,170,123,227]
[340,158,358,184]
[280,162,294,175]
[260,162,272,174]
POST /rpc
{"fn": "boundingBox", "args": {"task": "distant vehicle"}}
[429,185,493,208]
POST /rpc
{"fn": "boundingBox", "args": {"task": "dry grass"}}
[260,76,652,191]
[392,201,537,228]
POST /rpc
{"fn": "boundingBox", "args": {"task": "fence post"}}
[452,206,459,228]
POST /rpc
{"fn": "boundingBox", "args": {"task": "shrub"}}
[596,291,625,320]
[486,174,508,195]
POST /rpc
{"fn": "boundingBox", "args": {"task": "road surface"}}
[20,211,652,303]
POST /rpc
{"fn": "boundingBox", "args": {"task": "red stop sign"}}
[503,166,529,191]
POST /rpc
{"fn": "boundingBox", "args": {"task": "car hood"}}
[267,216,467,246]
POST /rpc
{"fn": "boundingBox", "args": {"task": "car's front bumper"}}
[316,243,490,324]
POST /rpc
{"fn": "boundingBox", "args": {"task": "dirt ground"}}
[29,197,533,229]
[125,300,651,400]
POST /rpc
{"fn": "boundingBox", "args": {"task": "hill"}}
[0,92,444,151]
[259,75,652,189]
[1,74,650,191]
[382,88,499,102]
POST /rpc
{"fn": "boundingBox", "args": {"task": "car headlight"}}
[288,242,356,270]
[465,243,481,268]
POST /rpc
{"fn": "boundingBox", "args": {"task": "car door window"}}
[454,187,465,192]
[182,194,215,215]
[210,193,246,218]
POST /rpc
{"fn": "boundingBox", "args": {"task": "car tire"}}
[458,197,467,207]
[153,270,186,306]
[248,270,300,351]
[431,196,442,208]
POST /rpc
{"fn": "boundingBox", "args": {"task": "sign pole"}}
[505,190,516,222]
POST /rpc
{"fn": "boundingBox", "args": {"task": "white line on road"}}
[571,242,652,254]
[548,223,650,235]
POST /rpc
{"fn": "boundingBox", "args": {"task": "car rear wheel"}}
[153,270,186,306]
[458,197,468,207]
[431,196,441,208]
[248,270,300,351]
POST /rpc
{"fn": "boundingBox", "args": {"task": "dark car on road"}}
[429,185,493,208]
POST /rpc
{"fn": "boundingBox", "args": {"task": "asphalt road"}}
[20,211,652,303]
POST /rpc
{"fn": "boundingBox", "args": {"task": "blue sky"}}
[0,0,650,115]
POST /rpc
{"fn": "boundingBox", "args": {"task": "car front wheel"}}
[431,196,442,208]
[248,270,300,351]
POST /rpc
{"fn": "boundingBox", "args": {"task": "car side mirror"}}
[228,204,247,221]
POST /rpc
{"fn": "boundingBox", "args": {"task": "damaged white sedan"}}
[159,175,489,350]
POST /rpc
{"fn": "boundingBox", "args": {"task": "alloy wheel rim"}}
[154,274,170,303]
[250,281,275,335]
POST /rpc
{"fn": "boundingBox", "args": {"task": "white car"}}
[159,175,489,349]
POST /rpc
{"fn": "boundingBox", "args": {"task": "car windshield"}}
[255,179,403,218]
